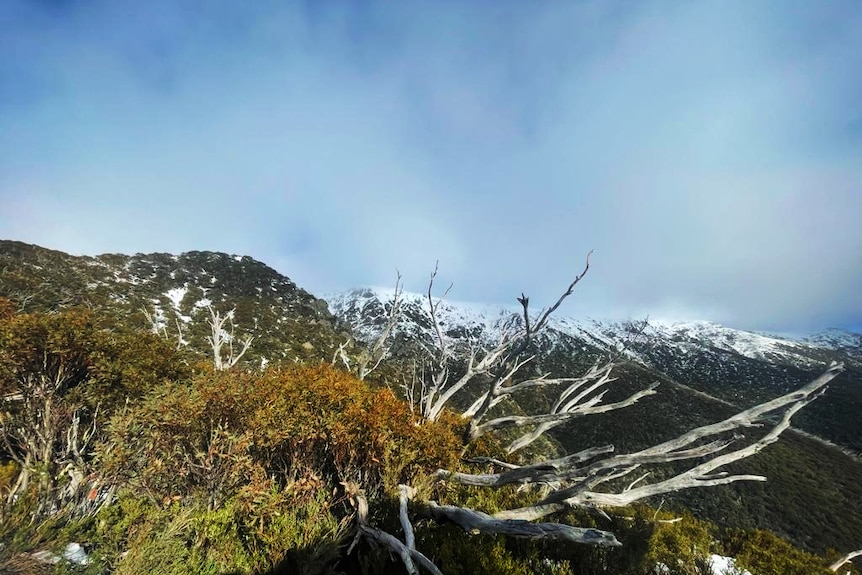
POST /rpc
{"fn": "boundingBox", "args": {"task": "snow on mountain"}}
[802,328,862,354]
[326,287,861,371]
[327,287,617,356]
[165,286,188,310]
[641,321,819,367]
[326,287,522,343]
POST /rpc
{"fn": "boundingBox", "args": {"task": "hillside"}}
[0,240,349,366]
[328,287,862,452]
[2,240,861,559]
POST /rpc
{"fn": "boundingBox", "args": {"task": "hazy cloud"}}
[1,0,860,332]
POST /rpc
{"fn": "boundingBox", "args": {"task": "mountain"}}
[326,288,862,370]
[327,287,862,552]
[327,287,862,452]
[0,240,350,366]
[2,240,861,553]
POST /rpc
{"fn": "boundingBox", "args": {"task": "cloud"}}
[0,0,860,332]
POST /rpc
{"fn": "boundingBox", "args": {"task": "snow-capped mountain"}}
[326,287,861,371]
[640,321,862,368]
[327,287,862,454]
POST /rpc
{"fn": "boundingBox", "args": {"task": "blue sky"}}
[1,1,860,332]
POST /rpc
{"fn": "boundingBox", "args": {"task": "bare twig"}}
[357,271,404,380]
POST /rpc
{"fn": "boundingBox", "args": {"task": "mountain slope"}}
[327,287,862,453]
[327,287,862,553]
[0,240,348,366]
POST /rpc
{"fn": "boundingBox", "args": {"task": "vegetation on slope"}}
[0,298,858,575]
[0,240,348,367]
[1,241,860,574]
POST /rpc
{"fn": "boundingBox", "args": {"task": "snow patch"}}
[31,542,90,566]
[709,554,750,575]
[143,303,168,334]
[643,321,822,367]
[653,555,749,575]
[165,286,188,311]
[804,328,862,349]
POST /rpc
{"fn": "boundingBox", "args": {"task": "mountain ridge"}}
[0,239,348,366]
[327,286,862,454]
[326,286,861,367]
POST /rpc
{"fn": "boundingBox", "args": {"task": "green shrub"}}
[722,529,839,575]
[646,511,714,575]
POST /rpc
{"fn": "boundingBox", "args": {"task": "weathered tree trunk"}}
[830,549,862,572]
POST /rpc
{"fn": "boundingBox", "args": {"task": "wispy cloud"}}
[1,0,860,331]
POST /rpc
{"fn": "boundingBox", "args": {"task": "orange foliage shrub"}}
[0,297,14,321]
[104,364,462,505]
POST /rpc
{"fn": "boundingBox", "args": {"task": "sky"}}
[1,1,860,333]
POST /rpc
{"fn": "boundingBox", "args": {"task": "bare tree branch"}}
[437,445,616,488]
[487,362,843,521]
[332,339,351,370]
[830,549,862,572]
[423,500,621,546]
[399,484,416,550]
[356,271,404,380]
[472,382,659,447]
[350,487,443,575]
[530,250,592,336]
[417,252,605,434]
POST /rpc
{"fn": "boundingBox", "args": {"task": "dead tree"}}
[350,254,847,573]
[205,306,253,371]
[141,306,186,350]
[0,313,101,516]
[362,360,844,571]
[333,272,405,380]
[418,252,655,454]
[348,484,443,575]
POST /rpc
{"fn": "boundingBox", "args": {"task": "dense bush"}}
[103,364,461,504]
[85,364,462,573]
[0,304,187,523]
